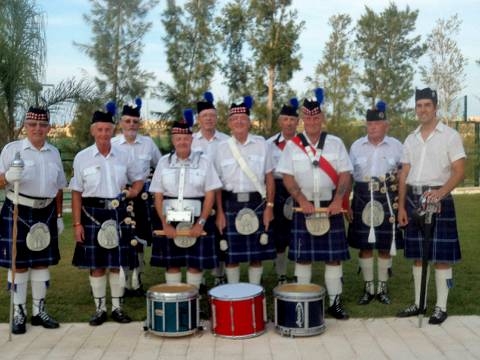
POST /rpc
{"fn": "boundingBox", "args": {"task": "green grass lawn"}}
[1,193,479,323]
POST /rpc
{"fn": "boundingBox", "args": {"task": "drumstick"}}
[293,207,347,213]
[153,230,207,236]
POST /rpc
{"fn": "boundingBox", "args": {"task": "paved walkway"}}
[1,316,480,360]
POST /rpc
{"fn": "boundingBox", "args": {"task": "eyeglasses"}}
[123,119,140,124]
[24,121,49,128]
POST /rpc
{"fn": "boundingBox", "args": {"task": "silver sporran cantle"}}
[26,222,50,251]
[235,208,259,235]
[283,196,294,221]
[305,213,330,236]
[97,219,119,249]
[173,222,197,248]
[361,200,385,227]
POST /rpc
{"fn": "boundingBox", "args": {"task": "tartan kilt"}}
[150,216,218,270]
[131,182,157,246]
[222,195,276,264]
[271,179,293,252]
[0,198,60,268]
[72,205,138,269]
[347,190,404,251]
[404,193,461,263]
[289,211,350,262]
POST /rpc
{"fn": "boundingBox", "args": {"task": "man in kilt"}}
[348,101,403,305]
[69,104,144,326]
[192,92,229,285]
[111,98,162,297]
[150,112,222,287]
[277,88,352,320]
[214,96,276,284]
[267,97,299,285]
[396,88,465,325]
[0,107,66,334]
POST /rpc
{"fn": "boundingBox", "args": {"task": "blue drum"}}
[146,283,199,337]
[273,283,326,337]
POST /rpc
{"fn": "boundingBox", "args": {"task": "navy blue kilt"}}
[348,186,403,251]
[0,198,59,268]
[150,214,218,270]
[72,204,138,269]
[404,193,461,263]
[131,182,157,246]
[289,209,350,263]
[271,179,293,252]
[222,192,276,264]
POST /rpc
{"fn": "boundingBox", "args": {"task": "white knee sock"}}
[435,268,452,312]
[359,257,374,282]
[225,267,240,284]
[89,275,107,311]
[378,257,390,283]
[8,270,29,308]
[325,264,343,306]
[275,252,287,277]
[109,272,124,311]
[31,268,50,316]
[165,272,182,284]
[186,271,203,288]
[248,266,263,285]
[413,265,429,308]
[294,263,312,284]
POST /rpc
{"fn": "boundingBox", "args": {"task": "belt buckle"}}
[35,199,47,208]
[236,192,250,202]
[368,181,380,192]
[412,185,424,195]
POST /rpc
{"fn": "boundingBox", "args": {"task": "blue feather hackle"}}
[204,91,214,104]
[376,100,386,113]
[106,101,116,116]
[290,97,299,110]
[244,95,253,109]
[314,88,324,104]
[183,109,194,127]
[135,97,142,109]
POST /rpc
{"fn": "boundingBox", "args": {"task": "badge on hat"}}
[302,88,323,116]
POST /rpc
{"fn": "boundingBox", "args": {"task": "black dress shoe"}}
[376,282,391,305]
[111,308,132,323]
[396,304,420,318]
[129,287,146,297]
[327,296,350,320]
[429,306,448,325]
[358,291,375,305]
[31,312,60,329]
[12,305,26,335]
[89,310,107,326]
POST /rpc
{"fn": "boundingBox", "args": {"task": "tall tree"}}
[0,0,45,147]
[248,0,304,132]
[310,14,358,126]
[159,0,218,119]
[355,3,426,118]
[75,0,158,104]
[420,14,467,125]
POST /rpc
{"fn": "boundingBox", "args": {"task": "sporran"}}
[173,222,197,248]
[283,196,294,220]
[97,219,119,249]
[235,208,259,235]
[305,213,330,236]
[361,200,385,227]
[26,222,50,251]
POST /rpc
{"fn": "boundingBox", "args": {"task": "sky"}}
[38,0,480,120]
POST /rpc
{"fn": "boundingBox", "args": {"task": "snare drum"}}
[273,283,326,337]
[146,283,199,337]
[209,283,266,339]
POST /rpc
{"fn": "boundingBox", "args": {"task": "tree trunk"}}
[266,66,275,133]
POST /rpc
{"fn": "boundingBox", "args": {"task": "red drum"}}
[209,283,266,339]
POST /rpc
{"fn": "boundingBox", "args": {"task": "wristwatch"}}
[197,218,207,226]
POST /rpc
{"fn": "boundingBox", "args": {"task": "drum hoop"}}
[26,222,51,252]
[234,208,259,235]
[208,283,264,300]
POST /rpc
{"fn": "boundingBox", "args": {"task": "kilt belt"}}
[7,191,54,209]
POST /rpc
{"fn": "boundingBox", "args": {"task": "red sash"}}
[291,134,350,210]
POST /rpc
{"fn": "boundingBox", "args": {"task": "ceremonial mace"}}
[417,196,440,328]
[8,152,24,341]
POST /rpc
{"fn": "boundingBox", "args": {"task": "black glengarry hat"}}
[366,101,387,121]
[197,91,216,114]
[122,98,142,117]
[415,87,438,106]
[92,101,116,124]
[280,97,299,117]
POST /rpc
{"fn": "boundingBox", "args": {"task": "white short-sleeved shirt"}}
[349,135,403,181]
[192,130,229,161]
[69,144,144,198]
[0,139,67,198]
[276,132,353,200]
[111,134,161,180]
[149,152,222,198]
[267,132,290,179]
[214,134,274,193]
[402,122,466,186]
